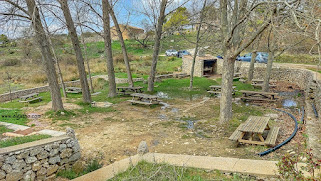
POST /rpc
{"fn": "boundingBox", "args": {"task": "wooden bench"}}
[251,79,277,88]
[19,93,42,103]
[229,123,245,141]
[208,85,236,96]
[127,100,153,105]
[66,87,82,94]
[265,126,280,146]
[240,90,278,102]
[117,86,143,95]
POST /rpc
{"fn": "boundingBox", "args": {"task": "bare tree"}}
[107,0,134,87]
[147,0,168,92]
[58,0,92,103]
[189,0,207,90]
[102,0,117,97]
[247,51,257,82]
[25,0,64,111]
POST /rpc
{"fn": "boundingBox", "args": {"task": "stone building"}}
[110,24,144,40]
[182,55,218,77]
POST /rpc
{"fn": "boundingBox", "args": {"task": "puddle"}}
[171,108,179,113]
[185,120,199,129]
[283,99,297,108]
[157,92,170,99]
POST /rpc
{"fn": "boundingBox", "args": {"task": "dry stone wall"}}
[0,135,81,181]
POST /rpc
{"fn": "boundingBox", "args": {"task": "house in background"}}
[110,24,144,40]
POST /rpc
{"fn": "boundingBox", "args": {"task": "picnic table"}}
[251,79,276,88]
[128,93,160,106]
[240,90,278,102]
[229,116,280,146]
[117,86,143,95]
[65,87,82,94]
[208,85,236,96]
[19,93,42,103]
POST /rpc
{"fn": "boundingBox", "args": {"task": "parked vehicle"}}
[237,52,268,63]
[177,50,190,58]
[165,49,178,56]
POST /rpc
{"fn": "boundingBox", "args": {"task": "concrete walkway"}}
[74,153,305,181]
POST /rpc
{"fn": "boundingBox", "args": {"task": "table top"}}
[238,116,270,134]
[252,79,276,82]
[66,87,82,90]
[131,93,157,99]
[117,86,143,90]
[239,90,278,95]
[20,93,39,99]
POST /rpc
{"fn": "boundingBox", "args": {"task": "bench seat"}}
[19,96,42,103]
[229,123,245,141]
[127,100,153,105]
[241,97,277,102]
[265,126,280,146]
[207,91,221,94]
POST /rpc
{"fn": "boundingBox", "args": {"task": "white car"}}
[165,49,178,56]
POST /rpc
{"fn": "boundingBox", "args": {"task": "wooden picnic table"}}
[128,93,160,106]
[66,87,82,94]
[229,116,280,146]
[19,93,42,103]
[117,86,143,95]
[251,79,277,88]
[240,90,278,102]
[208,85,236,96]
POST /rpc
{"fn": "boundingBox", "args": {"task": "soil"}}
[21,81,308,167]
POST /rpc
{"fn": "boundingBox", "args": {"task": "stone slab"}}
[0,122,29,131]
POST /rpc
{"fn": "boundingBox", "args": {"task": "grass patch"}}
[0,134,51,148]
[46,110,76,121]
[275,53,319,65]
[0,109,28,125]
[0,125,13,134]
[111,161,254,180]
[57,159,103,179]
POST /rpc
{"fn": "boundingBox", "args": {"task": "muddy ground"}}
[21,81,307,166]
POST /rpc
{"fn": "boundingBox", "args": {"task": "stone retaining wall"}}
[0,76,144,102]
[0,134,81,181]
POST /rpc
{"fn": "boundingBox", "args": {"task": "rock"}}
[37,151,49,160]
[12,159,26,170]
[66,140,75,147]
[2,163,12,173]
[45,174,56,181]
[30,147,43,156]
[72,143,81,153]
[6,170,23,181]
[59,144,67,151]
[0,171,5,179]
[66,128,76,139]
[60,148,72,158]
[49,156,60,164]
[43,162,49,168]
[69,152,81,162]
[24,170,35,181]
[137,141,149,155]
[46,165,58,176]
[49,149,59,157]
[37,167,47,176]
[5,156,16,164]
[16,152,29,159]
[25,156,37,164]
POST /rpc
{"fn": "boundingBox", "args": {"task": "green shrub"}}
[57,159,103,179]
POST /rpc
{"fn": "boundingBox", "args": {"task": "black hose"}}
[300,106,305,124]
[312,103,319,118]
[258,108,301,156]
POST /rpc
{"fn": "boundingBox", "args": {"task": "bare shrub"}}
[2,58,21,67]
[31,74,48,84]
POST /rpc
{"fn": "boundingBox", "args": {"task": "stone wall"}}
[182,55,217,77]
[0,134,81,181]
[0,76,144,102]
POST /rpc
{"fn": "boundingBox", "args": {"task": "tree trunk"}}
[107,2,134,87]
[220,54,235,124]
[102,0,117,97]
[80,29,94,93]
[26,0,64,111]
[147,0,167,92]
[263,50,274,92]
[59,0,92,103]
[247,51,257,82]
[190,0,207,90]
